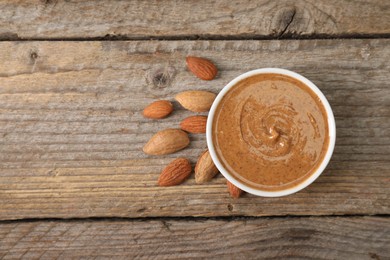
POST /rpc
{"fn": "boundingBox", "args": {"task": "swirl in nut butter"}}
[213,74,329,191]
[240,99,303,160]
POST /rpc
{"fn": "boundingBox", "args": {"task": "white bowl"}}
[206,68,336,197]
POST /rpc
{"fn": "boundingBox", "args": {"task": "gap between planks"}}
[1,214,390,224]
[1,34,390,42]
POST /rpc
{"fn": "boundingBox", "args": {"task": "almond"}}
[180,115,207,134]
[227,180,243,198]
[186,56,218,80]
[143,129,190,155]
[175,90,216,112]
[158,158,192,186]
[143,100,173,119]
[195,149,219,184]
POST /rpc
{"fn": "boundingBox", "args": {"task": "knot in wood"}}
[29,51,39,65]
[148,66,176,89]
[30,52,38,60]
[272,6,297,37]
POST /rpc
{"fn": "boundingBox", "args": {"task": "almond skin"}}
[143,100,173,119]
[180,115,207,134]
[195,149,219,184]
[158,158,192,186]
[175,90,216,112]
[227,181,243,198]
[186,56,218,80]
[143,129,190,155]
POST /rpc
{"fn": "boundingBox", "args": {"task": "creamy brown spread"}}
[212,73,329,191]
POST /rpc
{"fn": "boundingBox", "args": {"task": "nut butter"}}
[212,73,329,191]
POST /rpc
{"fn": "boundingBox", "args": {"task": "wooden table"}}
[1,1,389,259]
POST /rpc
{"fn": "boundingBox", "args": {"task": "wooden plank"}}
[1,0,389,40]
[0,217,389,259]
[0,39,389,220]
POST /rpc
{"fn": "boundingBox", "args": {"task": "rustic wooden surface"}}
[1,1,390,258]
[0,0,389,40]
[1,40,389,220]
[1,217,389,259]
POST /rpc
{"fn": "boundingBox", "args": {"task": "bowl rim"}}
[206,68,336,197]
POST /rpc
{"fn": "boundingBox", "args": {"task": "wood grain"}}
[0,0,389,40]
[0,217,389,259]
[0,40,389,220]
